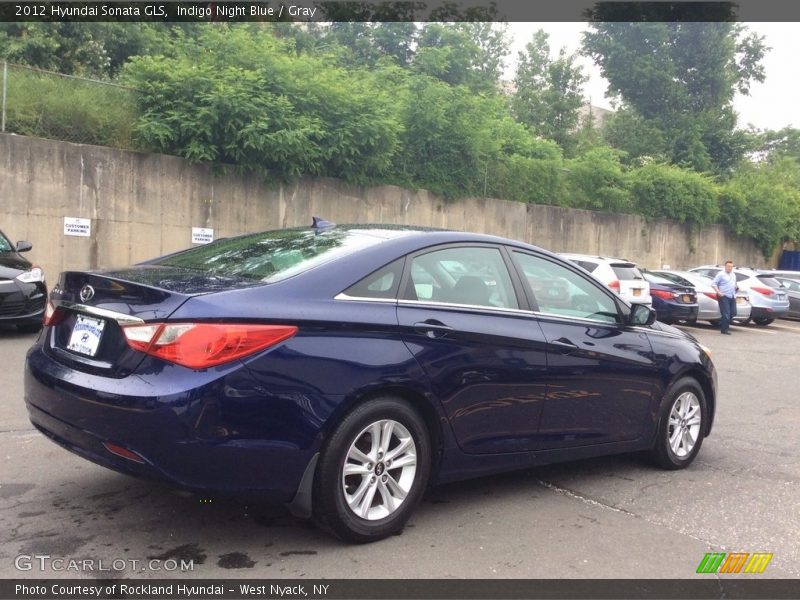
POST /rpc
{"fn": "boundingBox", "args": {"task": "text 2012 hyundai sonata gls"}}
[25,221,716,542]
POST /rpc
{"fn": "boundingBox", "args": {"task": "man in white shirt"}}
[712,260,738,335]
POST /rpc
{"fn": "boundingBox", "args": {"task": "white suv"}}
[559,253,652,306]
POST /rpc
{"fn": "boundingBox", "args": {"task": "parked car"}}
[640,271,698,324]
[558,253,652,306]
[689,266,789,326]
[650,270,751,325]
[0,229,47,333]
[759,269,800,279]
[769,276,800,319]
[25,222,716,542]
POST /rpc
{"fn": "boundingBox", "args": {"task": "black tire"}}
[752,317,774,326]
[708,319,720,327]
[313,397,431,543]
[16,322,42,334]
[650,377,707,470]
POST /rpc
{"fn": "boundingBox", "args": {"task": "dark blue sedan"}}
[641,271,699,325]
[24,222,716,542]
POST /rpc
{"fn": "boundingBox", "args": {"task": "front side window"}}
[404,247,519,310]
[514,252,620,323]
[0,231,12,253]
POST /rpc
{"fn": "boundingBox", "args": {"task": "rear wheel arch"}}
[346,386,444,475]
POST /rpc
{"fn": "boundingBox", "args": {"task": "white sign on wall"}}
[64,217,91,237]
[191,227,214,244]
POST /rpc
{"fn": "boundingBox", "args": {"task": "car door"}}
[511,251,661,449]
[396,244,549,455]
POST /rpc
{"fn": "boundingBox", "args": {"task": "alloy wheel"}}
[667,391,702,458]
[341,419,417,520]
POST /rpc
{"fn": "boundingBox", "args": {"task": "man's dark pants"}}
[719,295,737,333]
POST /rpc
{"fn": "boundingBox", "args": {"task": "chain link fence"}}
[1,61,142,150]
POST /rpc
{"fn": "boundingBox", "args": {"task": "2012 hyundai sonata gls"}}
[25,222,716,542]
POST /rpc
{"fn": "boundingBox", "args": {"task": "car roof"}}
[558,253,636,264]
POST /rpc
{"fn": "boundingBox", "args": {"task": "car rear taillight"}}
[122,323,298,369]
[43,300,66,327]
[651,289,675,300]
[751,286,774,297]
[608,280,620,292]
[703,292,719,301]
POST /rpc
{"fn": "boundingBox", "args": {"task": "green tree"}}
[720,158,800,258]
[512,29,587,152]
[582,21,768,173]
[413,22,509,93]
[0,22,187,78]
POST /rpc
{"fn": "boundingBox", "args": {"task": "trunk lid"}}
[45,266,264,377]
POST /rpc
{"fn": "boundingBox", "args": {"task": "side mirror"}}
[16,241,32,253]
[629,303,656,326]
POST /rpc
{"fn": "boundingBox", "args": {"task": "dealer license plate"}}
[682,294,692,303]
[736,297,745,305]
[633,289,641,296]
[67,314,106,357]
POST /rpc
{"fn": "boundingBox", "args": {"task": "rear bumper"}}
[750,306,789,320]
[24,342,321,502]
[653,303,698,323]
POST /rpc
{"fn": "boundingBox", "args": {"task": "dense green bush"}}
[565,146,632,213]
[629,162,720,226]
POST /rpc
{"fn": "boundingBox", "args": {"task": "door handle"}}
[549,338,578,353]
[413,320,453,338]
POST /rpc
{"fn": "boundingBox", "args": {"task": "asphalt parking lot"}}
[1,318,799,580]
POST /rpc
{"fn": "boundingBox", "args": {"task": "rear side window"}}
[573,260,598,273]
[343,259,404,299]
[152,228,397,283]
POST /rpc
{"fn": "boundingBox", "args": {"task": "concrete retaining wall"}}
[0,133,765,283]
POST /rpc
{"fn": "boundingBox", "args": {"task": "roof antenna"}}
[311,216,336,231]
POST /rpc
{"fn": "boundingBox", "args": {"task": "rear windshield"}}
[151,227,403,283]
[757,275,783,288]
[611,265,643,280]
[644,272,674,285]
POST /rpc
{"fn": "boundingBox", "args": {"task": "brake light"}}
[43,300,66,327]
[608,280,620,292]
[751,286,774,297]
[122,323,298,369]
[703,292,719,301]
[651,289,675,300]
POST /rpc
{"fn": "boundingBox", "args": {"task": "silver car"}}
[772,277,800,319]
[652,270,751,325]
[689,266,789,326]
